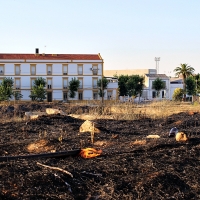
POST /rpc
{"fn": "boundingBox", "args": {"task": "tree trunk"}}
[183,79,186,101]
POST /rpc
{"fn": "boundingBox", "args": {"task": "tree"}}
[68,78,80,99]
[172,88,184,101]
[174,63,195,101]
[185,76,196,96]
[194,73,200,95]
[29,77,47,102]
[152,78,166,97]
[13,91,23,101]
[116,75,129,96]
[0,77,14,102]
[126,75,144,100]
[97,77,109,97]
[34,77,46,87]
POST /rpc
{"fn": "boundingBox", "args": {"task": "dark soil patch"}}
[0,104,200,199]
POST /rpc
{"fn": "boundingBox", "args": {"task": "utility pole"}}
[101,59,104,105]
[155,57,160,74]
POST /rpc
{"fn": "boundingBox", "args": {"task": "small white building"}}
[104,77,118,100]
[0,49,118,102]
[142,74,170,100]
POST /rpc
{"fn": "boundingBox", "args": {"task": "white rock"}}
[146,135,160,139]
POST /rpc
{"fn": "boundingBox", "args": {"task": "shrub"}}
[173,88,184,101]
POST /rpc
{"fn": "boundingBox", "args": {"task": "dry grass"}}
[1,100,200,122]
[107,100,200,120]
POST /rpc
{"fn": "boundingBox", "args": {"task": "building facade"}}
[105,69,183,101]
[0,49,117,102]
[104,77,118,100]
[169,77,183,100]
[142,74,171,100]
[104,69,157,77]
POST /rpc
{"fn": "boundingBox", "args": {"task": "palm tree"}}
[174,63,195,101]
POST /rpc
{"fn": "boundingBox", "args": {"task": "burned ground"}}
[0,104,200,199]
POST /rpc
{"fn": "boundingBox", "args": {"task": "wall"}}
[104,69,157,77]
[170,83,183,100]
[0,59,118,101]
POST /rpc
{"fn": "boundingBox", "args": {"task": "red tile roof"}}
[0,54,102,60]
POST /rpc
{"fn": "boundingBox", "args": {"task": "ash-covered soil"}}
[0,104,200,199]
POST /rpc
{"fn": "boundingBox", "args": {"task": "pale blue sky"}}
[1,0,200,76]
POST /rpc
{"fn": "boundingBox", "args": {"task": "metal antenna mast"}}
[155,57,160,74]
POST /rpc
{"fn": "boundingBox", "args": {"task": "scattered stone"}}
[168,127,178,137]
[46,108,65,115]
[29,114,39,120]
[25,112,32,118]
[25,112,39,120]
[146,135,160,139]
[79,120,101,133]
[175,132,189,142]
[130,139,147,145]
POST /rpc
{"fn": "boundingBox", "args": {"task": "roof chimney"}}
[35,48,39,55]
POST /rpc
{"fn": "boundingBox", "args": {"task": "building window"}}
[92,65,98,75]
[162,81,166,89]
[63,78,68,89]
[93,92,98,100]
[78,65,83,75]
[152,81,155,89]
[162,90,166,98]
[78,92,83,100]
[0,65,4,75]
[63,65,68,75]
[47,65,52,75]
[63,92,68,101]
[93,78,98,88]
[31,78,36,88]
[47,78,52,89]
[78,78,83,89]
[30,65,36,75]
[107,91,112,100]
[15,78,21,89]
[0,78,3,84]
[15,65,20,75]
[152,91,156,98]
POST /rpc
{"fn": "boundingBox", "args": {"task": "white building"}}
[106,68,181,101]
[104,77,118,100]
[142,74,170,100]
[104,69,157,77]
[0,49,118,102]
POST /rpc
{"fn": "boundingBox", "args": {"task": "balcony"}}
[47,71,52,75]
[78,71,83,75]
[15,71,20,75]
[63,72,68,75]
[63,86,68,89]
[92,69,98,75]
[47,85,52,89]
[93,85,98,89]
[15,85,20,89]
